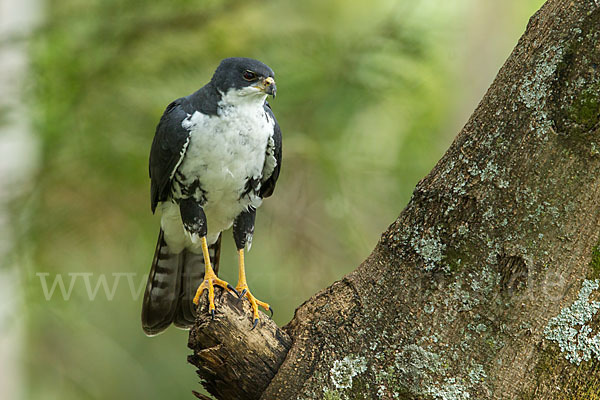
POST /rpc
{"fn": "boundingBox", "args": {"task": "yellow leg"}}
[236,248,272,328]
[193,237,235,317]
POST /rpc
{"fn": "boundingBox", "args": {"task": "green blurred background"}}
[4,0,545,398]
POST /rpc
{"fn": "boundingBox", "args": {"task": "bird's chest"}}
[178,106,272,201]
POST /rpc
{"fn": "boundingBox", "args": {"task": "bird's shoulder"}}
[149,97,197,212]
[152,82,222,154]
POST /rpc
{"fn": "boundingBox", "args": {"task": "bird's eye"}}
[243,70,257,81]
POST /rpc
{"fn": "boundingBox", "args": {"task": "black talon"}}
[240,288,248,298]
[227,284,240,298]
[210,309,215,320]
[251,318,258,330]
[268,307,274,318]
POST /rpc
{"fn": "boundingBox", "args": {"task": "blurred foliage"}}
[21,0,544,398]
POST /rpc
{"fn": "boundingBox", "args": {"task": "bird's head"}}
[211,57,276,105]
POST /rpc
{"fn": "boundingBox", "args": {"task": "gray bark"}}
[190,0,600,398]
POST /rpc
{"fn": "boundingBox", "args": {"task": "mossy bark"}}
[189,0,600,398]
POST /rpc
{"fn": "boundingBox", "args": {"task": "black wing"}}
[149,99,192,213]
[260,102,282,198]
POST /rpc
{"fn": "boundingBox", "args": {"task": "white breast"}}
[164,94,274,249]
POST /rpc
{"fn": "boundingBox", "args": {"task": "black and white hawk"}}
[141,58,282,335]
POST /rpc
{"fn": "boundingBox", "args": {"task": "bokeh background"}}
[0,0,546,398]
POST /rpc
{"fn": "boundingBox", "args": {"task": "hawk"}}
[141,57,282,335]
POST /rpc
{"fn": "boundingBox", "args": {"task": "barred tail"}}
[173,234,222,328]
[142,230,222,335]
[141,229,183,336]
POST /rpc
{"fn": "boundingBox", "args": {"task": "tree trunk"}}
[189,0,600,398]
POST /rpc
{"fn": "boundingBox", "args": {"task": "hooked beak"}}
[261,77,277,98]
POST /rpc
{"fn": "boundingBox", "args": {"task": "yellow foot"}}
[236,285,273,329]
[193,273,237,318]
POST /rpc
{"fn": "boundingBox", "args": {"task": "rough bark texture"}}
[188,292,292,400]
[189,0,600,398]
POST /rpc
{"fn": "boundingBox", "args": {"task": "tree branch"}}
[188,292,292,400]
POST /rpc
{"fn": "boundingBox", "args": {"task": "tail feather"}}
[173,234,222,328]
[141,229,183,336]
[172,251,202,329]
[142,229,224,335]
[211,234,222,276]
